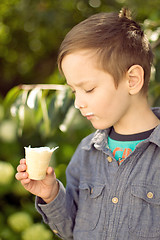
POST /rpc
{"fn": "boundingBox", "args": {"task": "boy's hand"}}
[15,159,59,203]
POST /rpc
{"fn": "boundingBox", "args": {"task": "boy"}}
[16,8,160,240]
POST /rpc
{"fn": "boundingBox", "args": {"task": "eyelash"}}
[72,88,95,94]
[85,88,95,93]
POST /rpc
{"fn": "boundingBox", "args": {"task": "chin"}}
[91,122,112,130]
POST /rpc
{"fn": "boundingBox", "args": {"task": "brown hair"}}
[58,8,153,94]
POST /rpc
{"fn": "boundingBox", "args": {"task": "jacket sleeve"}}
[35,144,82,240]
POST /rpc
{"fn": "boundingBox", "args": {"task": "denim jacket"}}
[36,107,160,240]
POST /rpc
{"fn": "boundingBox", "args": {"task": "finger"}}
[21,178,31,185]
[17,163,27,172]
[15,172,28,181]
[46,166,54,175]
[20,158,26,164]
[45,167,56,184]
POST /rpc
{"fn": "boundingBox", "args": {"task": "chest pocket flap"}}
[129,183,160,238]
[131,184,160,205]
[79,182,105,199]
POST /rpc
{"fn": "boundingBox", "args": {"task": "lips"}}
[84,112,94,120]
[85,113,94,117]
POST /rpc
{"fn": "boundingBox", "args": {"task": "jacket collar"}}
[148,107,160,147]
[83,107,160,150]
[82,128,111,151]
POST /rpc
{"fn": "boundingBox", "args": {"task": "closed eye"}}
[70,87,95,94]
[85,88,95,93]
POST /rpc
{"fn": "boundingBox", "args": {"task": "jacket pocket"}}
[74,182,105,231]
[129,183,160,238]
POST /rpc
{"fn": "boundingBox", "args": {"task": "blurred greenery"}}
[0,0,160,240]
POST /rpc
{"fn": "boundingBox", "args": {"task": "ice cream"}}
[24,146,58,180]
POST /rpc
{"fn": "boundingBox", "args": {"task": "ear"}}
[127,65,144,95]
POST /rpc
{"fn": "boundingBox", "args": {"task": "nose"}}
[74,93,86,109]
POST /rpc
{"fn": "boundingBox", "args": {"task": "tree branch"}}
[18,84,67,91]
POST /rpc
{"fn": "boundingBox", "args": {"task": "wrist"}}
[43,181,59,204]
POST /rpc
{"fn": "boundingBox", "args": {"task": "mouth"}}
[84,112,94,120]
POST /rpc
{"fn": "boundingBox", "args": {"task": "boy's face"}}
[61,50,131,131]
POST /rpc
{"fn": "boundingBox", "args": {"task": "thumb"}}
[45,166,56,181]
[46,166,54,175]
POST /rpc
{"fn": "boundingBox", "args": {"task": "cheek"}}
[101,92,118,109]
[101,92,128,115]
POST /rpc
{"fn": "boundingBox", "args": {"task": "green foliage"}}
[22,224,53,240]
[8,212,33,232]
[0,161,15,185]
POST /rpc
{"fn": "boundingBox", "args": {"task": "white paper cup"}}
[24,146,58,180]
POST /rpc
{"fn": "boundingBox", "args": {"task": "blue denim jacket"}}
[36,107,160,240]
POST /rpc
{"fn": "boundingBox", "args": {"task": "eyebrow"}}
[66,79,95,88]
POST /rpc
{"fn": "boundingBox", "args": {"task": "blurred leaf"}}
[26,88,40,109]
[22,223,53,240]
[12,180,30,197]
[0,120,17,142]
[0,226,20,240]
[3,86,22,109]
[0,161,15,185]
[8,211,33,233]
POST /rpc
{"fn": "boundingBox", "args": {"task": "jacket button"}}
[53,229,58,234]
[107,156,113,162]
[147,192,153,199]
[112,197,118,204]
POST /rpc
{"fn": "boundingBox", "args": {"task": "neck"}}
[114,96,160,135]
